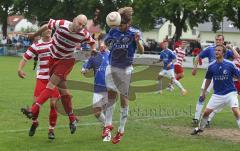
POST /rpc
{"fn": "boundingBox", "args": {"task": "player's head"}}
[215,45,226,59]
[72,14,88,32]
[39,21,52,38]
[97,33,106,52]
[215,34,224,45]
[162,40,168,49]
[118,7,133,32]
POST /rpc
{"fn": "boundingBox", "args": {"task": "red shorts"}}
[174,64,184,74]
[34,79,60,98]
[49,58,75,80]
[234,81,240,93]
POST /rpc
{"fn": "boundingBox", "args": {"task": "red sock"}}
[176,76,182,81]
[32,88,54,117]
[49,107,57,128]
[61,95,75,123]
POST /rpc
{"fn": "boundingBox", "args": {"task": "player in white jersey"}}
[18,24,60,139]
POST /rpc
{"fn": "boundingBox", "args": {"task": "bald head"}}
[71,14,88,32]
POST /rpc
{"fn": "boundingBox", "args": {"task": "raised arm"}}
[28,24,48,40]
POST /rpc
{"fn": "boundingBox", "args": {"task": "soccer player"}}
[191,45,240,135]
[167,41,187,91]
[21,14,96,134]
[102,7,144,144]
[81,34,111,141]
[155,40,187,95]
[192,35,234,126]
[18,24,59,139]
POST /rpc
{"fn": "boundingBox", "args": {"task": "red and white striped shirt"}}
[174,47,186,66]
[23,39,52,80]
[233,57,240,69]
[48,19,95,59]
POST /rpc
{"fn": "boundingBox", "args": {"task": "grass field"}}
[0,56,240,151]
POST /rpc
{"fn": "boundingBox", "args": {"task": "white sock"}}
[199,117,208,130]
[118,106,129,133]
[237,118,240,128]
[97,112,106,125]
[173,79,184,90]
[158,80,162,91]
[194,96,205,120]
[104,101,115,127]
[208,111,216,122]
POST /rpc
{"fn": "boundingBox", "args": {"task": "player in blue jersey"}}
[102,7,144,144]
[192,35,234,126]
[191,45,240,135]
[155,40,187,95]
[81,34,112,141]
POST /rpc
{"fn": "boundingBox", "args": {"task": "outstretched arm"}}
[28,24,48,40]
[135,32,144,54]
[17,58,28,78]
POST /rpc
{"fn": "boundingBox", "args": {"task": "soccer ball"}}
[106,11,121,27]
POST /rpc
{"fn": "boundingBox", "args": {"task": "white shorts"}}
[159,69,175,78]
[105,65,133,96]
[206,92,239,110]
[201,79,213,92]
[92,92,108,108]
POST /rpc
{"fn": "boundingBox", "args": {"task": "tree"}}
[0,0,15,37]
[133,0,210,41]
[224,0,240,30]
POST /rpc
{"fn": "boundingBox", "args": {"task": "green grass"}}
[0,56,240,151]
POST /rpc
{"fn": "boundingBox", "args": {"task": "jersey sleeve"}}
[232,63,240,79]
[225,50,234,59]
[199,47,209,59]
[83,57,94,70]
[80,29,96,45]
[205,65,213,80]
[23,44,37,61]
[47,19,65,30]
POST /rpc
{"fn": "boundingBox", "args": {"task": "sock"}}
[118,106,129,133]
[61,95,75,123]
[199,117,208,130]
[96,112,106,125]
[176,76,182,81]
[49,107,57,128]
[194,96,205,120]
[237,118,240,128]
[173,79,184,90]
[208,111,216,122]
[158,80,162,91]
[105,101,115,126]
[32,88,54,116]
[32,119,39,126]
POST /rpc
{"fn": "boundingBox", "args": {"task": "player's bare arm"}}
[192,55,200,75]
[135,32,144,54]
[202,79,211,99]
[17,58,28,79]
[28,24,48,40]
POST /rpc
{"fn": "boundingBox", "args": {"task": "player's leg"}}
[191,94,223,135]
[102,90,116,139]
[157,71,164,94]
[58,81,78,134]
[92,93,106,125]
[28,96,39,137]
[169,69,187,95]
[48,97,58,140]
[192,79,213,125]
[112,93,128,144]
[228,92,240,128]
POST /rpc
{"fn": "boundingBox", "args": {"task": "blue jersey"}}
[104,27,141,68]
[205,59,240,95]
[199,45,234,63]
[160,49,176,70]
[83,51,109,92]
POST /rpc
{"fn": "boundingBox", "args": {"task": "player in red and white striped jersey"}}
[174,41,186,81]
[21,14,96,134]
[18,26,59,139]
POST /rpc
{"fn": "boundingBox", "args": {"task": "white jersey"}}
[23,39,52,79]
[174,47,185,66]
